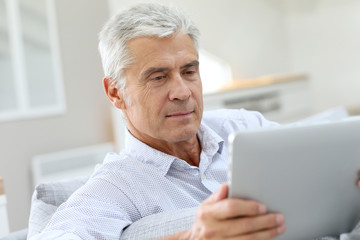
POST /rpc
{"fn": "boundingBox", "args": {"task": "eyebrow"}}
[141,60,200,78]
[181,60,199,69]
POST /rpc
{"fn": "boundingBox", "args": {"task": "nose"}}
[169,74,191,101]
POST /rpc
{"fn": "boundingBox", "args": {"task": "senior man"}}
[30,3,359,240]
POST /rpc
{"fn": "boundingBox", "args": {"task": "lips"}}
[166,111,194,117]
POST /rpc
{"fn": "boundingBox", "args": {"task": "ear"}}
[103,77,127,109]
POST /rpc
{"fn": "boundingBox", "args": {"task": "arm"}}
[159,184,285,240]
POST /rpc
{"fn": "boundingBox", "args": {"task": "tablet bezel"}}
[228,117,360,240]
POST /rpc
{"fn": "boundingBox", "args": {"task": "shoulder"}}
[87,152,170,198]
[90,152,160,188]
[63,153,149,219]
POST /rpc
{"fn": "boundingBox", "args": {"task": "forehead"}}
[126,33,198,69]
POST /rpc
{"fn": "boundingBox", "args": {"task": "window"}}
[0,0,65,122]
[199,49,233,94]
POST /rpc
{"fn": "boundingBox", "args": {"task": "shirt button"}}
[202,174,206,179]
[179,162,185,167]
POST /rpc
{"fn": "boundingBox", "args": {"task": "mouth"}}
[166,111,194,118]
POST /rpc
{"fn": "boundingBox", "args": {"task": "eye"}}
[182,66,198,78]
[184,70,196,75]
[150,73,167,81]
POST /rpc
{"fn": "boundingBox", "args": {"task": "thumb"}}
[203,183,228,204]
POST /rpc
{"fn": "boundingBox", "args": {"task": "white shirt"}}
[30,109,280,240]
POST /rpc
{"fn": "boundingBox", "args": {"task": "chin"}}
[170,128,198,142]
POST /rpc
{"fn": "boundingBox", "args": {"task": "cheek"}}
[146,87,168,105]
[191,83,203,102]
[130,86,152,107]
[137,89,164,119]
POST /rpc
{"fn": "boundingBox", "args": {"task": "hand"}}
[185,184,285,240]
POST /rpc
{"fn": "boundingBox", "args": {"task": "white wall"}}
[0,0,111,231]
[284,0,360,112]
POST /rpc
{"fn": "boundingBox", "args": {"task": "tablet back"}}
[228,117,360,240]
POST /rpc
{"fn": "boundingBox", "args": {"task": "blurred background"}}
[0,0,359,232]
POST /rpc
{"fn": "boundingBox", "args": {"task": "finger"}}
[239,224,286,240]
[210,198,267,220]
[203,183,228,205]
[222,213,285,237]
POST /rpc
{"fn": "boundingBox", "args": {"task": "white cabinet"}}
[204,75,311,123]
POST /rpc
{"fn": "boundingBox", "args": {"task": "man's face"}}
[121,33,203,146]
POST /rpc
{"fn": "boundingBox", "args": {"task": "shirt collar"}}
[123,122,225,176]
[197,122,224,155]
[124,131,175,176]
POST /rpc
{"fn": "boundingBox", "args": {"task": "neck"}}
[130,130,202,167]
[166,136,202,167]
[124,113,202,166]
[149,135,202,167]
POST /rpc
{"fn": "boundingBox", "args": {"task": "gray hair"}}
[98,3,200,91]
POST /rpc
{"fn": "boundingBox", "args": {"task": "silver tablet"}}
[228,117,360,240]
